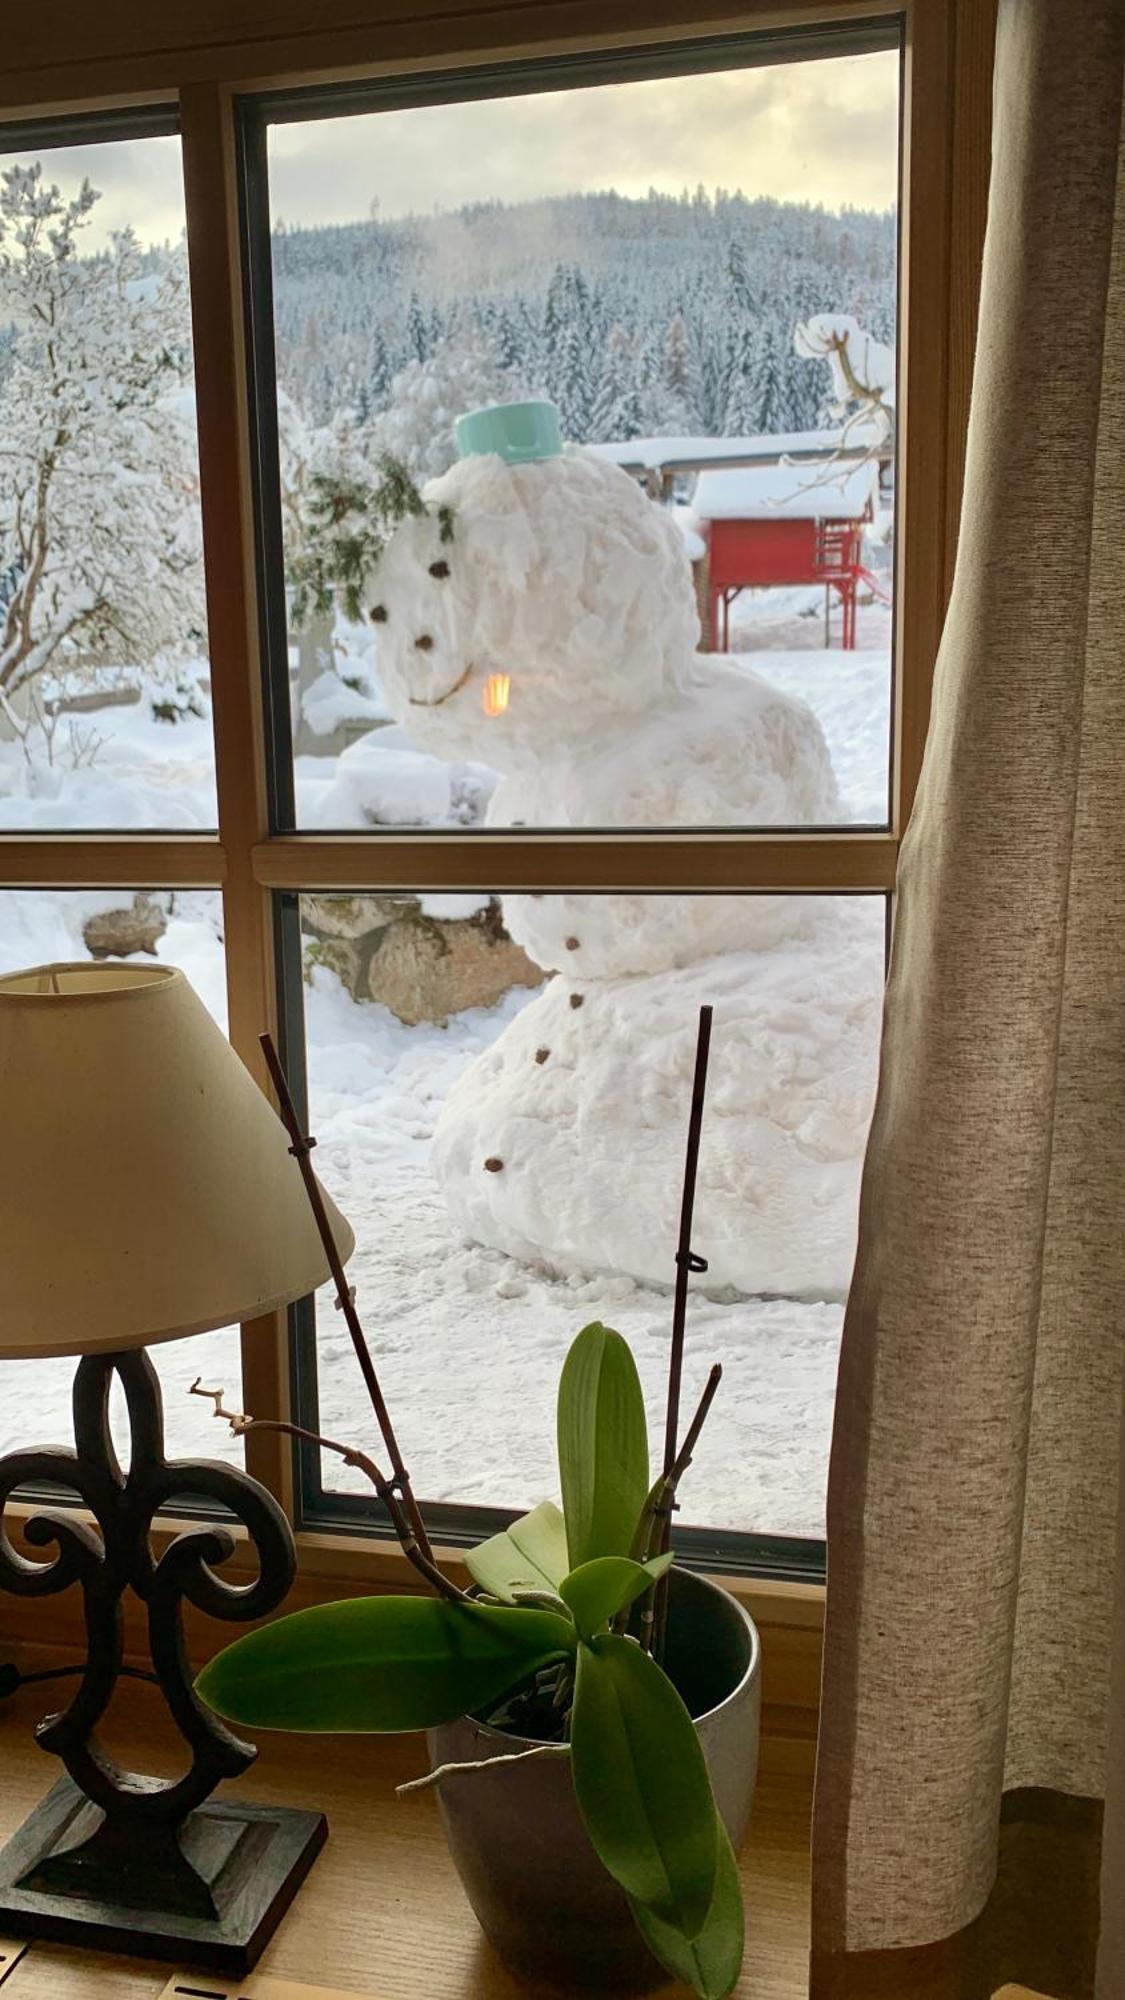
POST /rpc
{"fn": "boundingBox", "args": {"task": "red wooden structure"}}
[692,460,888,652]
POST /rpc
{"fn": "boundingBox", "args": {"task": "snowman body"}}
[369,445,881,1295]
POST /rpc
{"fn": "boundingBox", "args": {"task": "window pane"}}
[0,889,240,1467]
[264,46,898,833]
[0,133,217,830]
[297,889,885,1538]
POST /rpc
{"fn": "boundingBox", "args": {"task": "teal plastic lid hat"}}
[454,399,564,464]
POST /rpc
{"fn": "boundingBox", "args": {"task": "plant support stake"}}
[260,1031,435,1564]
[653,1004,714,1657]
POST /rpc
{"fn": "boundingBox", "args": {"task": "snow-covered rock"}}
[433,905,883,1298]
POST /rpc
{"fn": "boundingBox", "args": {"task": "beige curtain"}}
[811,1,1125,1995]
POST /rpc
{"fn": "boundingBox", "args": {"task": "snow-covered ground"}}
[0,591,890,1539]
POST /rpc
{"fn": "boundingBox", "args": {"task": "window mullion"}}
[251,832,899,895]
[180,79,294,1514]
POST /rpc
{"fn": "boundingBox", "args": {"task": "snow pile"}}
[299,669,389,739]
[300,963,854,1532]
[367,448,700,760]
[435,902,883,1297]
[0,684,218,830]
[296,725,498,830]
[303,737,452,829]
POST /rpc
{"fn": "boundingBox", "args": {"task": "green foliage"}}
[465,1500,570,1604]
[559,1554,673,1643]
[196,1595,574,1734]
[570,1633,718,1937]
[630,1815,744,2000]
[557,1322,650,1570]
[288,450,452,628]
[194,1321,742,1999]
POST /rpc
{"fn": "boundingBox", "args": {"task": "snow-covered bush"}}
[0,166,206,735]
[370,325,531,481]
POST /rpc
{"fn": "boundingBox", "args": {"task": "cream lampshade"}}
[0,960,354,1359]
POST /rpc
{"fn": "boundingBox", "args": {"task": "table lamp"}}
[0,961,355,1974]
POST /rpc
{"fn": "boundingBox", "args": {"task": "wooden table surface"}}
[0,1680,812,1998]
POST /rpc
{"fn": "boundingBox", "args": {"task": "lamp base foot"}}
[0,1777,327,1975]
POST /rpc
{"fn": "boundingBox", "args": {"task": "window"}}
[292,889,887,1549]
[0,122,217,830]
[0,0,979,1589]
[258,50,898,834]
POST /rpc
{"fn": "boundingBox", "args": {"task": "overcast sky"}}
[1,49,897,251]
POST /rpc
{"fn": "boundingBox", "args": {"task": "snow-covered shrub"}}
[370,325,531,481]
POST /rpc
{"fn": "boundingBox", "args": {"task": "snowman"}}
[366,402,883,1298]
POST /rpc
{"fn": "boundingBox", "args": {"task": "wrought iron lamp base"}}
[0,1348,326,1976]
[0,1777,326,1975]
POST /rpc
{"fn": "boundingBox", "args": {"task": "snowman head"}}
[366,435,699,768]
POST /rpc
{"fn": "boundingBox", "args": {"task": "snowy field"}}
[0,593,890,1540]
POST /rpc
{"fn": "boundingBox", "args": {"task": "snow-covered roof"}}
[690,457,878,525]
[587,425,884,473]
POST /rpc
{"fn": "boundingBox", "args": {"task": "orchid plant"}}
[194,1013,742,2000]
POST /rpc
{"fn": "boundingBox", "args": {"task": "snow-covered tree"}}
[405,291,430,364]
[0,164,205,729]
[660,311,702,430]
[794,311,896,445]
[722,321,759,435]
[267,187,897,440]
[370,324,527,480]
[749,315,790,436]
[551,315,596,442]
[591,324,643,441]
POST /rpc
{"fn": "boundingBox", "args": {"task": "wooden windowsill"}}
[0,1674,813,1997]
[0,1510,825,1765]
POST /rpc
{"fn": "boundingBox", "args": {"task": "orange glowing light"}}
[483,673,511,718]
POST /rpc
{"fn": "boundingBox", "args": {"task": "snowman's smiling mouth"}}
[408,664,472,708]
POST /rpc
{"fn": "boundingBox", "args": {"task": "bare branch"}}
[189,1379,465,1604]
[258,1032,436,1567]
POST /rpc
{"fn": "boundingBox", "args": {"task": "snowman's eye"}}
[414,633,434,651]
[428,560,450,580]
[369,604,387,623]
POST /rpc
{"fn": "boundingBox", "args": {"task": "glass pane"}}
[0,133,217,830]
[0,889,241,1467]
[266,47,898,832]
[298,889,886,1538]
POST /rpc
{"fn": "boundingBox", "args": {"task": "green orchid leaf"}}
[557,1322,649,1568]
[571,1633,718,1937]
[465,1500,571,1604]
[560,1553,674,1641]
[196,1595,575,1734]
[630,1815,744,2000]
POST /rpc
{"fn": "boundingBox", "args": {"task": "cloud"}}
[0,48,896,256]
[269,50,898,226]
[0,134,186,251]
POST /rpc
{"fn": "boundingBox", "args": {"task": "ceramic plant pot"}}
[428,1567,761,1993]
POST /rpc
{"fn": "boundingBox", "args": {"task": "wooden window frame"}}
[0,0,997,1679]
